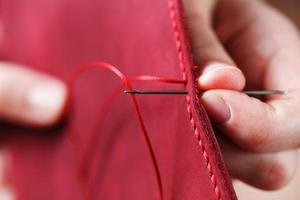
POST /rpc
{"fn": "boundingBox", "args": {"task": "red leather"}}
[1,0,237,199]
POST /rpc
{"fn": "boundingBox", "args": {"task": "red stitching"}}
[168,1,221,199]
[67,62,166,199]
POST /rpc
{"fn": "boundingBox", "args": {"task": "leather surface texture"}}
[1,0,237,199]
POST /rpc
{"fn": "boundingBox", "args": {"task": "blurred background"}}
[235,0,300,199]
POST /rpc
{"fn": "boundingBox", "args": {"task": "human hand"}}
[0,62,67,199]
[0,62,67,127]
[184,0,300,190]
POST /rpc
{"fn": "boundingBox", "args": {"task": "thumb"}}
[201,90,282,152]
[0,62,68,127]
[183,0,245,91]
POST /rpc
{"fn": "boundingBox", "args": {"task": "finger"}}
[197,62,245,91]
[0,151,14,200]
[201,90,300,152]
[183,0,245,91]
[215,0,300,89]
[0,62,68,127]
[218,135,298,190]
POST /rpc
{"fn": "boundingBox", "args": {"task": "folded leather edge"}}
[168,1,238,199]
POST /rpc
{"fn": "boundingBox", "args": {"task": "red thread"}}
[63,2,222,199]
[168,1,222,199]
[67,61,186,200]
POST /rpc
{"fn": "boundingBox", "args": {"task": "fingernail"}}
[201,92,231,123]
[26,78,67,125]
[198,62,239,86]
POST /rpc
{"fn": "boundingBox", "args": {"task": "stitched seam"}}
[168,1,221,199]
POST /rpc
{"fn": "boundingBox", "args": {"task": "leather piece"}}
[1,0,237,199]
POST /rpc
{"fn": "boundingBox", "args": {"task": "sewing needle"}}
[124,90,288,96]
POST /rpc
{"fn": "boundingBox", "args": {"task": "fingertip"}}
[252,151,298,190]
[198,62,245,91]
[24,77,69,127]
[0,64,69,128]
[201,91,231,124]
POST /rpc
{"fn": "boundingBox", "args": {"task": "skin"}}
[0,0,299,194]
[0,62,67,127]
[184,0,300,190]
